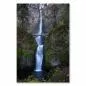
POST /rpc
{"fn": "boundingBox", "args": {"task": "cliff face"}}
[17,4,69,35]
[44,4,69,67]
[17,4,69,82]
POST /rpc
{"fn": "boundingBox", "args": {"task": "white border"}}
[16,0,72,3]
[0,0,86,86]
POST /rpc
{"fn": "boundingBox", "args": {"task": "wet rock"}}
[20,56,34,69]
[50,57,60,67]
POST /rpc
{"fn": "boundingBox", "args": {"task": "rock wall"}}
[17,4,69,35]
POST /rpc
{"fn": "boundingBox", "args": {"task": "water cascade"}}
[34,4,44,72]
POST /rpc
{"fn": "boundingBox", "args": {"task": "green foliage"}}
[48,68,65,82]
[45,20,69,67]
[23,75,39,82]
[17,48,33,58]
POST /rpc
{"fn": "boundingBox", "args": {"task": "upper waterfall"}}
[38,4,43,35]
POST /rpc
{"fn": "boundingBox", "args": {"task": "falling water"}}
[34,4,44,72]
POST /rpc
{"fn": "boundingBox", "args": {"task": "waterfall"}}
[34,4,44,72]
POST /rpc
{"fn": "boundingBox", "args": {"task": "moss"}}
[45,24,69,67]
[17,30,36,58]
[17,48,34,58]
[59,51,69,66]
[47,68,65,82]
[17,29,36,71]
[23,75,39,82]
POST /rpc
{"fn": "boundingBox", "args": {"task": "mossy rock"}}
[45,24,69,67]
[47,68,65,82]
[17,27,36,69]
[23,75,40,82]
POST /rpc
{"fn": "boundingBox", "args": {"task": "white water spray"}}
[34,4,44,72]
